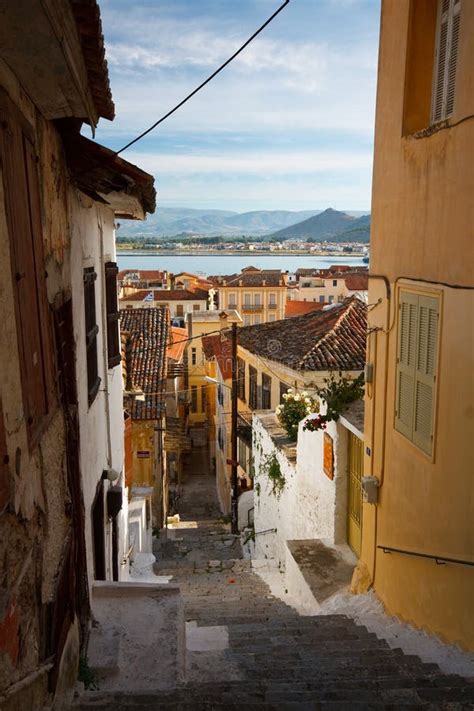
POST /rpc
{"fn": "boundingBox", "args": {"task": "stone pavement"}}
[74,452,474,709]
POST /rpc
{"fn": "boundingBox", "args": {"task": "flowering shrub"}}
[275,389,318,441]
[303,372,364,433]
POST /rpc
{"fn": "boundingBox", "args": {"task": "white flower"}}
[275,405,282,415]
[306,407,312,414]
[287,388,293,394]
[302,391,309,397]
[282,393,288,401]
[294,394,301,401]
[304,397,311,405]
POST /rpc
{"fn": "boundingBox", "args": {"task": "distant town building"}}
[210,266,289,324]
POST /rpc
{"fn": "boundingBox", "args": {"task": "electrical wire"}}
[115,0,290,155]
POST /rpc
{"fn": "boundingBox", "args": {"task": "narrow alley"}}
[74,450,474,709]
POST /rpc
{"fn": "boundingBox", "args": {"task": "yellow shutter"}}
[413,296,439,455]
[395,292,418,438]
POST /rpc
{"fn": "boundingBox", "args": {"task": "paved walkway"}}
[75,451,474,708]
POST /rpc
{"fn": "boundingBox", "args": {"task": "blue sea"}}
[116,253,366,276]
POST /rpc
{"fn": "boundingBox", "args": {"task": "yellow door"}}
[348,432,363,556]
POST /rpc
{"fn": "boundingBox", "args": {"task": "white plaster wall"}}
[69,192,125,586]
[252,412,351,568]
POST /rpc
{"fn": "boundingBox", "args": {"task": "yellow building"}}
[186,310,242,435]
[211,267,289,324]
[358,0,474,649]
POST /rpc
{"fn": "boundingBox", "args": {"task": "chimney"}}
[262,280,266,286]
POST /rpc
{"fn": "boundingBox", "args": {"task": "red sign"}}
[323,433,334,480]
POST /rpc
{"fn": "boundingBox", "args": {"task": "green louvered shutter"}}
[413,296,439,455]
[395,292,418,439]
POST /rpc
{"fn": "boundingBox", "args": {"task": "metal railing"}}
[378,545,474,567]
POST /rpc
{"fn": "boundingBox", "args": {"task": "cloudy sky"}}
[93,0,381,212]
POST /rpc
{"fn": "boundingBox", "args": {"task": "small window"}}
[319,296,325,304]
[193,304,200,312]
[254,315,261,325]
[244,293,251,306]
[237,358,246,401]
[328,295,334,304]
[269,293,276,306]
[190,385,198,412]
[269,315,276,322]
[84,268,100,405]
[191,348,197,366]
[432,0,461,123]
[332,279,337,287]
[395,291,439,455]
[228,292,237,307]
[105,262,121,368]
[249,366,258,410]
[262,373,272,410]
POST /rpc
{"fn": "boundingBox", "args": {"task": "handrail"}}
[378,545,474,567]
[255,527,277,537]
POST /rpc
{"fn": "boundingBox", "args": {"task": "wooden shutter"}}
[84,268,100,405]
[0,93,57,448]
[432,0,461,123]
[395,292,439,455]
[395,292,418,439]
[413,296,439,454]
[105,262,121,368]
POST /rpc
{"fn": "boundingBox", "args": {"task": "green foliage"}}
[303,371,364,433]
[275,390,318,441]
[243,526,255,545]
[262,452,286,497]
[78,656,98,690]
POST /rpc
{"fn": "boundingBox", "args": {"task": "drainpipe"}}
[98,215,113,469]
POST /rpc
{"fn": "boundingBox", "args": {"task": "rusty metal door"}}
[347,432,363,556]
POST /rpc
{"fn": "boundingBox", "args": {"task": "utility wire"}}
[115,0,290,155]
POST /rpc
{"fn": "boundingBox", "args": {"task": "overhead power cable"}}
[115,0,290,155]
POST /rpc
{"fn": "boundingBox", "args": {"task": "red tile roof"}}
[120,289,208,303]
[166,327,188,362]
[285,301,325,318]
[344,274,369,291]
[237,297,367,372]
[120,308,169,420]
[209,268,286,288]
[118,270,167,282]
[202,334,233,380]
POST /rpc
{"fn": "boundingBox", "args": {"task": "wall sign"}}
[323,433,334,480]
[136,450,150,459]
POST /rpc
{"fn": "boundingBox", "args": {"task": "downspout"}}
[98,214,113,469]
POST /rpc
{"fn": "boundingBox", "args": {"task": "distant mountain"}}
[117,207,321,238]
[267,208,370,243]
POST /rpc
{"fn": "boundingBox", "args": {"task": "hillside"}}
[268,208,370,242]
[117,207,321,238]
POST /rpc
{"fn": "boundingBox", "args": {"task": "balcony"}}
[241,304,263,313]
[268,303,278,309]
[228,303,237,310]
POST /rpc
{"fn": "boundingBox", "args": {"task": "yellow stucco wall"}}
[361,0,474,649]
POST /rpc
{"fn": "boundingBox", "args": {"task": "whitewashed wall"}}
[252,411,350,566]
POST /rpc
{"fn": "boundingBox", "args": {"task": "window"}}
[319,296,325,303]
[191,385,198,412]
[269,293,276,306]
[395,291,439,455]
[84,268,100,405]
[262,373,272,410]
[176,304,184,317]
[328,295,334,304]
[238,439,247,471]
[244,316,251,326]
[228,292,237,307]
[249,366,258,410]
[254,315,261,325]
[193,304,200,312]
[218,384,224,406]
[237,358,246,401]
[432,0,461,123]
[244,293,251,306]
[105,262,121,368]
[1,95,57,448]
[254,294,261,307]
[332,279,337,287]
[269,315,276,322]
[191,348,197,366]
[201,385,207,412]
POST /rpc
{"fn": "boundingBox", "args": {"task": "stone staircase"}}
[73,464,474,709]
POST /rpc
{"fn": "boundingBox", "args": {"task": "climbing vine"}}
[261,451,286,497]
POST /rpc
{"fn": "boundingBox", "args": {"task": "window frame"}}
[104,262,121,369]
[394,288,441,458]
[84,267,101,406]
[262,373,272,410]
[249,366,258,410]
[431,0,461,124]
[237,357,246,402]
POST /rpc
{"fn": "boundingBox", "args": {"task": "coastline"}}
[116,249,366,257]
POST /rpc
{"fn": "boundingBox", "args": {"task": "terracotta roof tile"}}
[118,269,167,282]
[202,334,233,380]
[166,327,188,362]
[209,268,286,288]
[285,301,325,317]
[237,297,367,372]
[344,274,368,291]
[120,289,208,303]
[120,308,169,420]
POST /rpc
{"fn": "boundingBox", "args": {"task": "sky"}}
[93,0,381,213]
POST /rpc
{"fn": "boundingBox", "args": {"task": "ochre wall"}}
[361,0,474,649]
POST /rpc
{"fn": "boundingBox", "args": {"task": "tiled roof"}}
[120,307,169,420]
[118,270,167,281]
[120,289,208,303]
[202,334,233,380]
[237,297,367,372]
[344,274,368,291]
[166,327,188,362]
[285,301,325,318]
[209,268,286,288]
[190,310,242,323]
